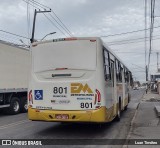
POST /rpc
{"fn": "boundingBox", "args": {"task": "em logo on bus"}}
[71,83,93,94]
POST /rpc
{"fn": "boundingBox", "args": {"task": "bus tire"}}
[124,105,128,111]
[20,96,28,113]
[128,93,130,103]
[124,95,130,111]
[6,97,20,115]
[115,102,121,121]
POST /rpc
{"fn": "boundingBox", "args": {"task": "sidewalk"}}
[127,90,160,148]
[142,91,160,102]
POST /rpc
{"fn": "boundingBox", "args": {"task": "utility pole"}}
[30,9,51,43]
[157,52,159,72]
[145,0,148,81]
[146,65,148,81]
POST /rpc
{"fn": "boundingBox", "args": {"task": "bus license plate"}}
[55,114,69,119]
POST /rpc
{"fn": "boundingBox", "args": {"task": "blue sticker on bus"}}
[34,90,43,100]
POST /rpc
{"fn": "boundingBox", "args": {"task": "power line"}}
[132,64,145,70]
[43,13,68,37]
[49,13,72,36]
[29,0,51,9]
[101,25,160,38]
[28,0,73,36]
[107,36,160,46]
[30,0,73,35]
[50,11,73,36]
[0,35,20,44]
[29,0,48,10]
[0,29,30,39]
[106,34,160,44]
[22,0,68,37]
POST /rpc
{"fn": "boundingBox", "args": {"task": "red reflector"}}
[96,89,101,102]
[96,106,100,109]
[35,109,40,112]
[90,40,96,42]
[55,68,68,70]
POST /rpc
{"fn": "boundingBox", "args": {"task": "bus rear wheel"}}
[115,102,121,121]
[124,95,130,111]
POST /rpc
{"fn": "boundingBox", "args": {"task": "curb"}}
[122,102,140,148]
[155,105,160,117]
[122,90,144,148]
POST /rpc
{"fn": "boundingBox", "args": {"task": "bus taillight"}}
[96,89,101,102]
[28,90,33,105]
[94,89,101,105]
[90,40,96,42]
[55,68,68,70]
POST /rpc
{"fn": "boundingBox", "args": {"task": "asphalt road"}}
[0,89,145,147]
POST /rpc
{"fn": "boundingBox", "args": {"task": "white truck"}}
[0,40,30,114]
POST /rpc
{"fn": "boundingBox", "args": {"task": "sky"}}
[0,0,160,82]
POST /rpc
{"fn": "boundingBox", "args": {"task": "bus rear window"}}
[32,40,97,72]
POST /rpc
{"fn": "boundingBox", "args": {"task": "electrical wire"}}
[27,0,72,36]
[22,0,67,37]
[49,13,72,37]
[107,36,160,46]
[101,25,160,38]
[43,13,67,37]
[0,29,30,39]
[0,35,29,48]
[106,34,160,44]
[30,0,73,35]
[29,0,50,9]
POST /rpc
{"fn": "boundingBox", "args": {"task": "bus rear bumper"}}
[28,106,107,123]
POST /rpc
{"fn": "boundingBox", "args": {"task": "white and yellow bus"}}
[28,37,133,123]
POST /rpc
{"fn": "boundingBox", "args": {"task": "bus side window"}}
[127,71,130,83]
[130,73,133,86]
[118,62,122,82]
[110,60,114,86]
[124,68,129,83]
[103,50,111,80]
[124,69,129,82]
[115,60,119,82]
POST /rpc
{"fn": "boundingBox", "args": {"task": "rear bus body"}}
[28,37,132,123]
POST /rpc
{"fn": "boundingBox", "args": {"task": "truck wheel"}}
[20,96,28,113]
[7,97,20,115]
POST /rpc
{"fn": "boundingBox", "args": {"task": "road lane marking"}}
[0,120,30,129]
